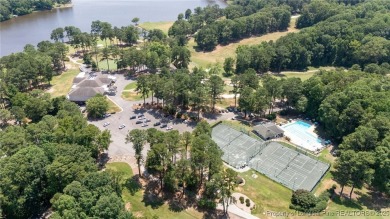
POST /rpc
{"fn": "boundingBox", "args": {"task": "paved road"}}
[88,73,236,161]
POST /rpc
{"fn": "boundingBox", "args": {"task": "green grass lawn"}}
[50,68,79,97]
[98,59,117,71]
[105,162,204,219]
[237,170,293,216]
[121,82,151,101]
[124,82,137,90]
[121,91,146,101]
[107,98,122,113]
[139,21,174,35]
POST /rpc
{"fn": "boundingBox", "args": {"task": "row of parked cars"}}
[130,114,173,130]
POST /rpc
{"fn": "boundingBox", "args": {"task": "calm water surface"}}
[0,0,226,56]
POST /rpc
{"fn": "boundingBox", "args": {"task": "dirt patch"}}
[125,202,131,211]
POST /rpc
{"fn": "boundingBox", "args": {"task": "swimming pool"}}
[281,120,324,152]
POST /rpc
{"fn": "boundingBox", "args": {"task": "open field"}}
[49,67,79,97]
[106,162,204,219]
[139,21,174,35]
[273,71,316,81]
[188,17,299,68]
[272,67,336,81]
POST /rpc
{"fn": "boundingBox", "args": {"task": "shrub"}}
[245,198,250,207]
[290,189,330,213]
[198,198,216,210]
[235,176,244,185]
[176,112,182,119]
[291,189,317,210]
[239,196,244,204]
[266,113,277,120]
[83,54,92,65]
[311,200,327,213]
[318,190,331,202]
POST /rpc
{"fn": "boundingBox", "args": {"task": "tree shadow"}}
[332,194,363,210]
[202,112,222,120]
[124,175,142,196]
[356,190,390,211]
[97,152,109,170]
[168,195,186,212]
[142,179,164,209]
[202,209,226,219]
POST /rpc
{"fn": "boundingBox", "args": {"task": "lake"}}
[0,0,226,57]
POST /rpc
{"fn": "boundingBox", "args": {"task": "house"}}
[253,123,284,140]
[67,72,116,103]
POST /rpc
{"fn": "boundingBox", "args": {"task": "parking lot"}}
[88,73,236,160]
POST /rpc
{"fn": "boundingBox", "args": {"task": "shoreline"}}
[1,3,73,23]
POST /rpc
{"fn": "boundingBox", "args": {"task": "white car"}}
[119,124,126,129]
[141,122,148,127]
[166,126,173,130]
[103,122,110,127]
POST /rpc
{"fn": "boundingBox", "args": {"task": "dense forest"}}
[0,0,389,217]
[0,0,71,21]
[234,0,390,72]
[301,70,390,196]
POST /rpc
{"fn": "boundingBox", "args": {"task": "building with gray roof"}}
[253,123,284,140]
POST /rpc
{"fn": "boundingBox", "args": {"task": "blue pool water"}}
[282,120,323,151]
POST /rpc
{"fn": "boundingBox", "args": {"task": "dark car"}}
[160,123,167,128]
[137,114,144,118]
[130,115,136,119]
[153,122,161,126]
[136,120,143,124]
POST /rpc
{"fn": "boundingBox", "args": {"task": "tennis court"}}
[212,123,329,191]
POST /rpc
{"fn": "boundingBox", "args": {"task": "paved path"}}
[217,204,260,219]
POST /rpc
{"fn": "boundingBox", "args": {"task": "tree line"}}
[50,20,191,72]
[195,6,291,51]
[134,67,225,116]
[233,0,390,73]
[168,0,306,51]
[0,0,71,21]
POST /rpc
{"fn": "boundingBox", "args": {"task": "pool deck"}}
[281,120,325,152]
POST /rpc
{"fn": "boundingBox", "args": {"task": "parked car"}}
[141,123,148,127]
[137,114,144,118]
[136,120,143,124]
[103,122,110,127]
[166,126,173,130]
[160,123,167,128]
[145,118,151,122]
[119,124,125,129]
[103,113,111,118]
[154,122,161,126]
[130,115,136,119]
